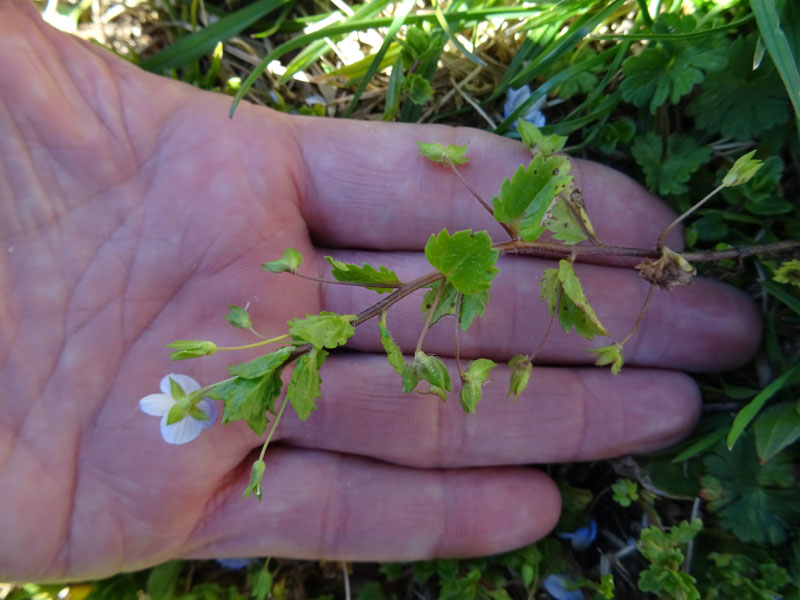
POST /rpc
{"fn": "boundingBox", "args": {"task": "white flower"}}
[138,374,217,444]
[504,84,547,129]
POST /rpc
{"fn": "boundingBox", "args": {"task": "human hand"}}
[0,0,759,582]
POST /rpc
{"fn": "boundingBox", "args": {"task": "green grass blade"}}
[343,0,414,117]
[229,6,550,117]
[279,0,390,84]
[671,428,728,463]
[750,0,800,120]
[594,14,754,41]
[498,0,626,99]
[432,0,485,66]
[761,278,800,318]
[727,361,800,449]
[140,0,289,73]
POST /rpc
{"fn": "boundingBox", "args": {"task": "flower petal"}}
[159,413,205,445]
[139,393,175,417]
[196,399,218,430]
[504,85,531,118]
[543,575,583,600]
[159,373,201,396]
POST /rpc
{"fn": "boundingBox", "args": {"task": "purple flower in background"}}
[557,518,598,551]
[216,558,258,570]
[504,85,546,130]
[543,574,583,600]
[138,374,216,444]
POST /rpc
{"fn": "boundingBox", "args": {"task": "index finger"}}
[288,116,682,252]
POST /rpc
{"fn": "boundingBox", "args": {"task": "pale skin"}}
[0,0,761,583]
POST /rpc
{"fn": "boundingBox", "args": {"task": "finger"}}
[183,448,560,561]
[272,354,700,468]
[289,115,682,252]
[318,250,761,372]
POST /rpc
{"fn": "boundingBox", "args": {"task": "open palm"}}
[0,0,759,582]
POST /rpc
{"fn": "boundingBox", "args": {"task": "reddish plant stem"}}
[529,288,562,364]
[444,156,517,240]
[416,278,445,353]
[620,285,656,346]
[454,292,464,379]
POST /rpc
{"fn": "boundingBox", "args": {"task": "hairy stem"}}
[455,292,464,379]
[657,183,725,248]
[217,333,291,351]
[444,155,517,239]
[416,280,445,353]
[259,391,290,461]
[354,271,443,326]
[529,288,562,363]
[620,285,656,346]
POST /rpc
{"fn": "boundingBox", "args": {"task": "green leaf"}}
[209,374,283,435]
[540,267,561,316]
[702,435,800,544]
[224,305,252,329]
[589,343,624,375]
[722,150,764,187]
[420,280,459,326]
[228,346,293,379]
[146,560,184,600]
[631,133,711,196]
[324,256,401,293]
[516,120,568,156]
[419,281,489,331]
[611,478,638,507]
[459,358,497,413]
[166,339,218,360]
[727,361,800,449]
[139,0,287,72]
[506,355,532,402]
[688,34,791,140]
[424,229,499,295]
[637,520,701,599]
[459,290,489,330]
[288,311,356,349]
[417,142,470,164]
[491,154,572,241]
[754,402,800,464]
[244,459,266,500]
[288,347,327,421]
[773,259,800,288]
[620,13,728,113]
[540,186,597,246]
[542,260,608,340]
[403,72,433,105]
[378,312,404,375]
[261,247,303,273]
[252,563,274,600]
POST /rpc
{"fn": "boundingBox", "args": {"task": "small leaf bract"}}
[417,142,470,164]
[262,247,303,273]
